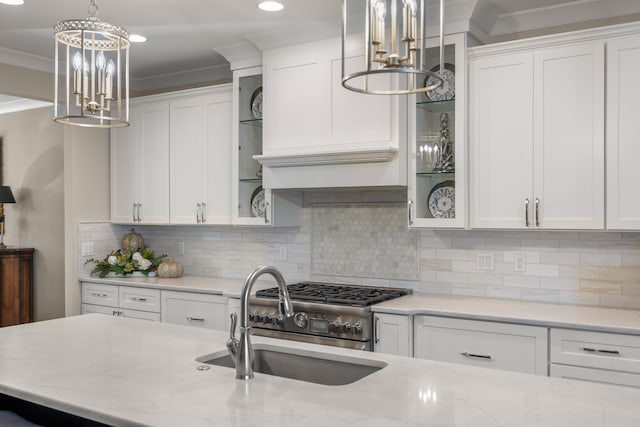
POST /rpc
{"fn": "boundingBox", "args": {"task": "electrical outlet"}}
[476,252,494,271]
[177,241,185,255]
[81,242,94,257]
[279,245,287,260]
[514,253,526,272]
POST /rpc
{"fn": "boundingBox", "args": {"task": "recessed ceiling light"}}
[258,1,283,12]
[129,34,147,43]
[0,0,25,5]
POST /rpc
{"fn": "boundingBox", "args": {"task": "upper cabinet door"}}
[469,40,604,230]
[533,42,605,230]
[111,107,140,224]
[469,53,534,229]
[607,35,640,230]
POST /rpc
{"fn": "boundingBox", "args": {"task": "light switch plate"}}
[81,242,94,257]
[476,252,494,271]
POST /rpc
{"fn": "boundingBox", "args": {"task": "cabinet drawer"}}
[119,286,160,313]
[550,329,640,374]
[161,291,227,331]
[414,316,548,375]
[550,363,640,388]
[81,283,118,307]
[118,308,161,322]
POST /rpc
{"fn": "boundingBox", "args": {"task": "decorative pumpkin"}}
[157,258,184,278]
[122,228,145,252]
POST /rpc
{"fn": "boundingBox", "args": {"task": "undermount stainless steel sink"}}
[196,344,387,386]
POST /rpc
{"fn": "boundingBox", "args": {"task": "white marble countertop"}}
[1,315,639,427]
[373,293,640,335]
[79,275,274,298]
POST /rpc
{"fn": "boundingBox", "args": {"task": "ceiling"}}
[1,0,640,99]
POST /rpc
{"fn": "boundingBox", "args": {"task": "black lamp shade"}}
[0,186,15,204]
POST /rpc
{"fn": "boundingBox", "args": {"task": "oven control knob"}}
[343,322,352,333]
[352,323,363,334]
[249,313,257,322]
[263,314,273,324]
[253,313,264,323]
[293,312,308,329]
[329,322,339,333]
[272,315,283,326]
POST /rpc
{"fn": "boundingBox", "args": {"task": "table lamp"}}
[0,185,16,248]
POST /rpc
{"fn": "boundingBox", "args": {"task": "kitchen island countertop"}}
[1,314,639,427]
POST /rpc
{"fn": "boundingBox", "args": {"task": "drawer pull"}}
[581,347,621,356]
[187,316,205,322]
[91,292,108,298]
[112,310,123,316]
[131,297,148,302]
[461,351,492,360]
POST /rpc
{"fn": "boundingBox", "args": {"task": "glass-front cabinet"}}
[231,65,302,227]
[408,33,467,228]
[232,66,268,225]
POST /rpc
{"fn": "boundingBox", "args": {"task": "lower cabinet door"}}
[414,315,548,375]
[373,313,412,356]
[82,303,118,316]
[161,290,227,331]
[550,363,640,388]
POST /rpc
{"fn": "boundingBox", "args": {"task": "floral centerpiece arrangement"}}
[86,247,166,278]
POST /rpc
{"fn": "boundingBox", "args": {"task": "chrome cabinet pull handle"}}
[187,316,205,322]
[264,201,270,224]
[132,203,136,222]
[135,203,142,222]
[581,347,621,356]
[196,203,202,223]
[202,202,207,223]
[460,351,492,360]
[535,198,540,227]
[408,199,414,225]
[374,316,380,344]
[131,297,147,302]
[91,292,107,298]
[525,198,530,227]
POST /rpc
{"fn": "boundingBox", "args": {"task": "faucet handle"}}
[229,312,238,341]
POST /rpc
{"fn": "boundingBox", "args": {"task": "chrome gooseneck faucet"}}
[227,265,294,380]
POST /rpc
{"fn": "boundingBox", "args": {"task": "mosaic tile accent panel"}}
[311,204,419,280]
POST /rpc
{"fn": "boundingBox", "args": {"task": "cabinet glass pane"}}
[415,43,456,220]
[237,74,264,219]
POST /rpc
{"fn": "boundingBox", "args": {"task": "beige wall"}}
[63,126,110,316]
[0,106,65,320]
[1,64,110,320]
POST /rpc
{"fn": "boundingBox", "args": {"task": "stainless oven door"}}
[251,328,371,351]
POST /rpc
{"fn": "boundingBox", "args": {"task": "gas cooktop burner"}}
[255,281,411,307]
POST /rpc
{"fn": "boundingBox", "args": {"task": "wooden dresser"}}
[0,247,34,326]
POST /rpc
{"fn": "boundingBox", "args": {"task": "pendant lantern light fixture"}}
[342,0,444,95]
[54,0,130,128]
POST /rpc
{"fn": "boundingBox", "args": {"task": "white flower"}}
[132,252,152,270]
[107,255,117,265]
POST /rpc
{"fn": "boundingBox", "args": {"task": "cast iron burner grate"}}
[255,281,411,307]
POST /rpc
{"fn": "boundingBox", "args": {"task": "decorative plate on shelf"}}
[250,87,263,119]
[423,63,455,102]
[427,180,455,218]
[250,186,266,218]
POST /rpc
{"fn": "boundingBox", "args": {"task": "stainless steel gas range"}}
[249,281,412,351]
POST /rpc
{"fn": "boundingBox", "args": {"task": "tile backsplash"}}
[79,200,640,310]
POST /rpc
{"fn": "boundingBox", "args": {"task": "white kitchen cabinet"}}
[414,316,548,375]
[469,41,604,230]
[549,328,640,388]
[170,87,233,224]
[231,66,301,227]
[258,37,406,189]
[606,35,640,230]
[408,33,467,229]
[111,100,170,224]
[81,282,161,321]
[160,290,228,331]
[111,85,234,226]
[373,313,412,357]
